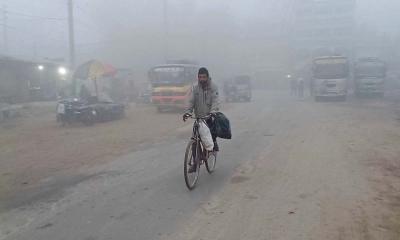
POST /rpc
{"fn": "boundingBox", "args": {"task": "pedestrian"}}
[290,77,297,96]
[297,77,304,98]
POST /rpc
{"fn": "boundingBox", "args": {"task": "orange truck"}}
[148,64,198,112]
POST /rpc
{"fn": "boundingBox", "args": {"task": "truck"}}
[311,56,350,101]
[354,58,386,97]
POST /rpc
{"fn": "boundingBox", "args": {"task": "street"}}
[1,91,400,240]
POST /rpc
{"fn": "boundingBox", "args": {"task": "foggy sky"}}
[1,0,399,76]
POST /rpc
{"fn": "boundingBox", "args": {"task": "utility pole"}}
[67,0,75,69]
[2,5,8,55]
[33,41,38,60]
[163,0,169,61]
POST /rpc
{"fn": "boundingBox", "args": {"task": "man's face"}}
[198,74,209,85]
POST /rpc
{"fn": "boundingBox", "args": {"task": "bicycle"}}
[184,114,217,190]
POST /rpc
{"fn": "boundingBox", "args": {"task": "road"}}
[1,91,400,240]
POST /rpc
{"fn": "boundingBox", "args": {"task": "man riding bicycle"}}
[183,67,220,172]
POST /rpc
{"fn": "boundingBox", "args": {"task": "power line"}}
[0,4,68,59]
[74,17,104,36]
[75,2,125,28]
[0,9,66,21]
[76,40,114,47]
[0,22,15,29]
[73,3,114,42]
[74,4,110,30]
[9,11,66,21]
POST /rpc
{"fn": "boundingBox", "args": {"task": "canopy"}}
[73,60,117,80]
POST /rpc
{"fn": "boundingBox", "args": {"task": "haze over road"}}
[1,91,400,240]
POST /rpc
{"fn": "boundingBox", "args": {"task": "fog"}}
[3,2,400,238]
[1,0,400,79]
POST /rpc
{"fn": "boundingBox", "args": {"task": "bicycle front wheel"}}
[184,139,200,190]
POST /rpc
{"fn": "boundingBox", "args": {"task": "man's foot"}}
[213,142,219,152]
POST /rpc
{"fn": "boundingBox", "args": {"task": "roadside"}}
[0,102,186,211]
[163,94,400,240]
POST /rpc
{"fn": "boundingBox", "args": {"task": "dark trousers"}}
[206,118,217,142]
[206,118,218,152]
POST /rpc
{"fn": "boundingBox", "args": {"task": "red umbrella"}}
[73,60,117,80]
[102,63,117,77]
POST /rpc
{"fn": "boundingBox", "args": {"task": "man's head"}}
[198,67,210,88]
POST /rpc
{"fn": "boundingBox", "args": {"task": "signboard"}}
[315,58,347,64]
[153,67,184,73]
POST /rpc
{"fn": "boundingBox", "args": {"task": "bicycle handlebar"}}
[187,113,214,120]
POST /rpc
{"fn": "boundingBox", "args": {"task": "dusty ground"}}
[162,94,400,240]
[0,102,186,210]
[0,91,400,240]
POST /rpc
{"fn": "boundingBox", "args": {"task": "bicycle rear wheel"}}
[206,151,217,174]
[184,139,200,190]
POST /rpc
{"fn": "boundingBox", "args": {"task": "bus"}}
[148,64,198,112]
[311,56,350,101]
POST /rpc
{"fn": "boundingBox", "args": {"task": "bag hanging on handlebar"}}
[213,112,232,139]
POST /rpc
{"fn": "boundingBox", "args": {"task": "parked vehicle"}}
[354,57,386,97]
[57,98,95,126]
[56,98,125,126]
[311,56,350,101]
[223,75,252,102]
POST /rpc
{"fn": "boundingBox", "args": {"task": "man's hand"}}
[209,111,217,121]
[183,113,192,122]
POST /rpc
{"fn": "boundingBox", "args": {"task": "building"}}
[292,0,356,59]
[0,56,63,103]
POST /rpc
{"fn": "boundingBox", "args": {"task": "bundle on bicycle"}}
[182,67,232,190]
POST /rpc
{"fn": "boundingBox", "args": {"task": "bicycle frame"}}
[191,116,211,164]
[191,119,203,163]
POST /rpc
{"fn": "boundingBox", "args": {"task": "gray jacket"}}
[186,81,220,118]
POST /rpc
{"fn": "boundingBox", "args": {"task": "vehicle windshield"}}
[235,78,250,85]
[314,63,348,79]
[150,67,185,85]
[356,63,386,77]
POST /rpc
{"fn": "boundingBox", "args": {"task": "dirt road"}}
[0,103,187,210]
[1,91,400,240]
